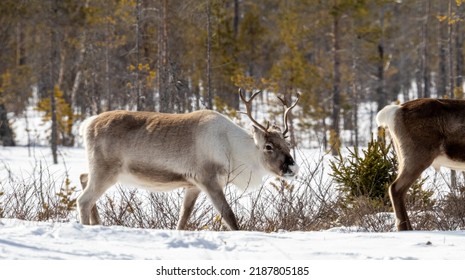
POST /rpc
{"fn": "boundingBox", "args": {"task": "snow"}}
[0,218,464,260]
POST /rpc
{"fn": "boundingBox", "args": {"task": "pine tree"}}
[329,136,433,209]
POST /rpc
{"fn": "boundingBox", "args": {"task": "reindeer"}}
[376,98,465,231]
[77,90,300,230]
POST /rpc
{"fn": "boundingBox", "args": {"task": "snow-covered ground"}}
[0,217,464,260]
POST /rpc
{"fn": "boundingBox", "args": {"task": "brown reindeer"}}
[78,90,300,230]
[377,98,465,231]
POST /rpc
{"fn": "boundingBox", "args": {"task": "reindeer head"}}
[239,89,300,178]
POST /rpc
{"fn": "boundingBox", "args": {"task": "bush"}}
[431,179,465,230]
[329,136,434,231]
[330,136,397,207]
[0,159,78,222]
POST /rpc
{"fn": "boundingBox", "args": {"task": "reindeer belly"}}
[117,164,192,191]
[431,155,465,171]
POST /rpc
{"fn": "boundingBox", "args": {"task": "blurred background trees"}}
[1,0,464,154]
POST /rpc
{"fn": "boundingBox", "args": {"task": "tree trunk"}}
[421,0,431,98]
[331,13,341,155]
[105,4,112,111]
[455,14,464,98]
[233,0,239,38]
[158,0,170,112]
[448,0,454,99]
[50,0,58,164]
[230,0,240,111]
[16,22,26,66]
[206,0,213,110]
[447,0,457,190]
[376,7,386,112]
[438,0,448,97]
[0,104,15,146]
[135,0,143,111]
[70,29,87,111]
[142,0,155,111]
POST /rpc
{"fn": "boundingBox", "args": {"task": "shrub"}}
[432,181,465,230]
[329,136,397,207]
[329,136,434,231]
[0,159,78,222]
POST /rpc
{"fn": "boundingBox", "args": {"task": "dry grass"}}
[0,160,77,222]
[1,154,465,232]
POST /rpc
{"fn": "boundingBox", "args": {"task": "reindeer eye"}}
[265,143,274,151]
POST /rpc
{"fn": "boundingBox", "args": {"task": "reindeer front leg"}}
[205,186,239,230]
[194,163,239,231]
[197,175,239,230]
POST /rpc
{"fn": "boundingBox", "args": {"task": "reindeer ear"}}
[251,125,266,145]
[251,124,265,135]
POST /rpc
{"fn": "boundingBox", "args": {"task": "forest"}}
[1,0,465,155]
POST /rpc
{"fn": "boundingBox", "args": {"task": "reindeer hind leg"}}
[78,170,116,225]
[389,148,435,231]
[176,186,201,230]
[79,173,101,225]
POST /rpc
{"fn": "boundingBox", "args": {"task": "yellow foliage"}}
[128,64,156,87]
[137,63,150,71]
[377,126,386,141]
[214,96,238,118]
[56,177,77,212]
[146,70,157,86]
[105,15,116,25]
[231,73,255,91]
[437,13,463,25]
[0,70,15,103]
[453,86,464,99]
[0,71,12,92]
[231,73,280,96]
[329,129,341,154]
[214,214,222,223]
[260,78,279,94]
[36,86,75,145]
[437,15,448,22]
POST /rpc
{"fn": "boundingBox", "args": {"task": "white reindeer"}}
[377,98,465,230]
[78,90,300,230]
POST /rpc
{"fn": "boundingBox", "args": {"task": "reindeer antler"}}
[277,92,301,137]
[238,88,269,132]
